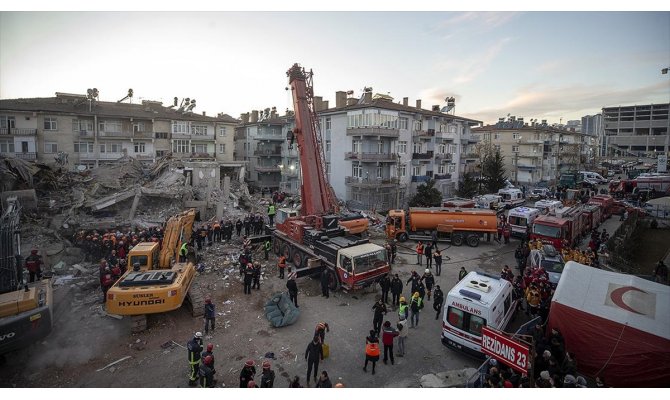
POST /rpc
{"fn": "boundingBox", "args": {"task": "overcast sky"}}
[1,8,669,125]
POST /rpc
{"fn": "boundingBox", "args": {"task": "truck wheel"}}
[273,238,281,255]
[281,243,291,260]
[466,234,480,247]
[328,269,340,291]
[397,233,408,242]
[292,248,305,268]
[452,234,464,246]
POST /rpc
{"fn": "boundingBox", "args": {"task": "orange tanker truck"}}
[385,208,498,247]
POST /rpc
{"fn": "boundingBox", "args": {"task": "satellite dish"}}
[76,165,87,171]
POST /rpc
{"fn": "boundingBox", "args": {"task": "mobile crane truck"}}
[105,208,205,332]
[271,64,390,291]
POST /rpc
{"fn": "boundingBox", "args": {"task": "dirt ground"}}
[630,228,670,275]
[2,228,524,388]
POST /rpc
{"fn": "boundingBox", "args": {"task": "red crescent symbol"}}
[610,286,647,315]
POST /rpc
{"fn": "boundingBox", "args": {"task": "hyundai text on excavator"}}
[0,197,54,356]
[271,64,391,291]
[105,208,205,332]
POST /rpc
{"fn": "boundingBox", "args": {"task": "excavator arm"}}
[158,209,196,268]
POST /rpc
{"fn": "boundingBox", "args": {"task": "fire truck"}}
[271,64,390,291]
[530,205,585,250]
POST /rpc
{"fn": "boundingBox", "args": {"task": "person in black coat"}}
[390,274,403,308]
[372,299,387,335]
[433,285,444,320]
[243,263,254,295]
[286,268,299,307]
[379,274,391,304]
[305,336,323,386]
[320,269,330,298]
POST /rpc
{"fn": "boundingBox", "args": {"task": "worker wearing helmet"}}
[420,269,434,301]
[187,332,203,386]
[239,360,256,388]
[314,322,330,344]
[243,263,254,295]
[25,249,43,283]
[409,292,423,328]
[200,343,216,375]
[260,360,275,388]
[252,261,261,290]
[199,355,215,388]
[204,297,215,334]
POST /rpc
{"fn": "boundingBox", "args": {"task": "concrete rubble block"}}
[65,247,84,257]
[419,368,478,388]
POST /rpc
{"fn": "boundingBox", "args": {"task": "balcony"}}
[256,165,281,173]
[462,153,480,160]
[0,128,37,136]
[171,132,215,140]
[414,129,435,137]
[134,154,154,161]
[517,163,539,169]
[434,153,453,162]
[345,152,398,162]
[2,152,37,160]
[412,151,434,160]
[190,134,215,141]
[98,152,125,160]
[434,173,452,180]
[435,131,458,141]
[345,176,402,188]
[98,130,133,138]
[132,131,155,139]
[411,175,431,183]
[255,133,285,141]
[346,127,399,138]
[254,148,282,157]
[172,152,216,161]
[281,168,300,177]
[75,130,95,138]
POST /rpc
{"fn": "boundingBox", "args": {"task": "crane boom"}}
[287,63,339,216]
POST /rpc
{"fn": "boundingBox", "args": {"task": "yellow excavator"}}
[105,209,205,332]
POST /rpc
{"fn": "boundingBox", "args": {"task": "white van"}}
[579,171,607,184]
[534,199,563,215]
[498,188,525,209]
[442,271,519,357]
[507,206,541,237]
[474,194,505,213]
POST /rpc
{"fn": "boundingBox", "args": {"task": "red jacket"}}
[381,326,399,345]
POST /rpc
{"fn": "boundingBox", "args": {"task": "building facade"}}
[474,118,582,186]
[601,103,669,158]
[0,92,239,170]
[318,92,481,211]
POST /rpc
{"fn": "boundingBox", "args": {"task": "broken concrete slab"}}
[419,368,478,388]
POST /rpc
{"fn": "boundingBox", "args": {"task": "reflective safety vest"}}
[278,256,287,268]
[365,342,380,357]
[264,241,271,251]
[398,303,408,318]
[268,205,276,216]
[180,242,188,256]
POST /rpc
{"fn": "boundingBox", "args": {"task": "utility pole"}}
[395,153,401,209]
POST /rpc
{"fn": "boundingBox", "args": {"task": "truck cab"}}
[127,242,161,271]
[335,243,389,290]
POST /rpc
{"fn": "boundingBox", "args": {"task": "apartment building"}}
[234,108,286,193]
[582,114,603,158]
[0,92,239,170]
[474,117,582,186]
[601,103,669,157]
[318,92,481,211]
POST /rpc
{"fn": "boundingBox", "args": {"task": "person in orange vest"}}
[415,241,424,266]
[363,330,380,375]
[277,255,287,279]
[213,221,221,243]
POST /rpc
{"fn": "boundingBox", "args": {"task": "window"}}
[412,166,421,176]
[399,165,407,178]
[513,133,521,140]
[44,117,57,131]
[512,145,519,153]
[508,215,527,227]
[326,162,330,174]
[352,140,361,153]
[397,141,407,154]
[494,144,501,152]
[191,125,208,135]
[133,122,146,133]
[0,140,14,153]
[173,139,189,153]
[353,250,386,274]
[0,116,16,129]
[172,121,189,134]
[511,158,517,165]
[494,133,500,140]
[156,150,167,158]
[191,143,207,153]
[378,141,384,153]
[413,120,422,131]
[99,120,122,133]
[101,143,122,153]
[446,306,487,337]
[399,117,408,130]
[352,164,362,178]
[413,143,422,153]
[218,126,227,136]
[325,117,331,130]
[155,132,168,139]
[449,124,457,133]
[438,144,447,154]
[438,164,447,174]
[325,140,331,152]
[73,142,93,153]
[448,164,456,173]
[44,142,58,153]
[219,144,226,153]
[376,166,382,179]
[134,142,146,154]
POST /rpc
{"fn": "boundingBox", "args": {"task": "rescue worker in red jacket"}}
[100,266,115,303]
[199,355,215,388]
[187,332,204,386]
[25,249,43,283]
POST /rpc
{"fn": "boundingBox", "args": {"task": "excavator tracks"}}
[186,283,206,317]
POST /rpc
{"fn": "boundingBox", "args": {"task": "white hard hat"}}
[425,269,430,274]
[195,332,203,338]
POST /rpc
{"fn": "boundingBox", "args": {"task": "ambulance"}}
[507,206,541,237]
[442,271,519,357]
[534,199,562,215]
